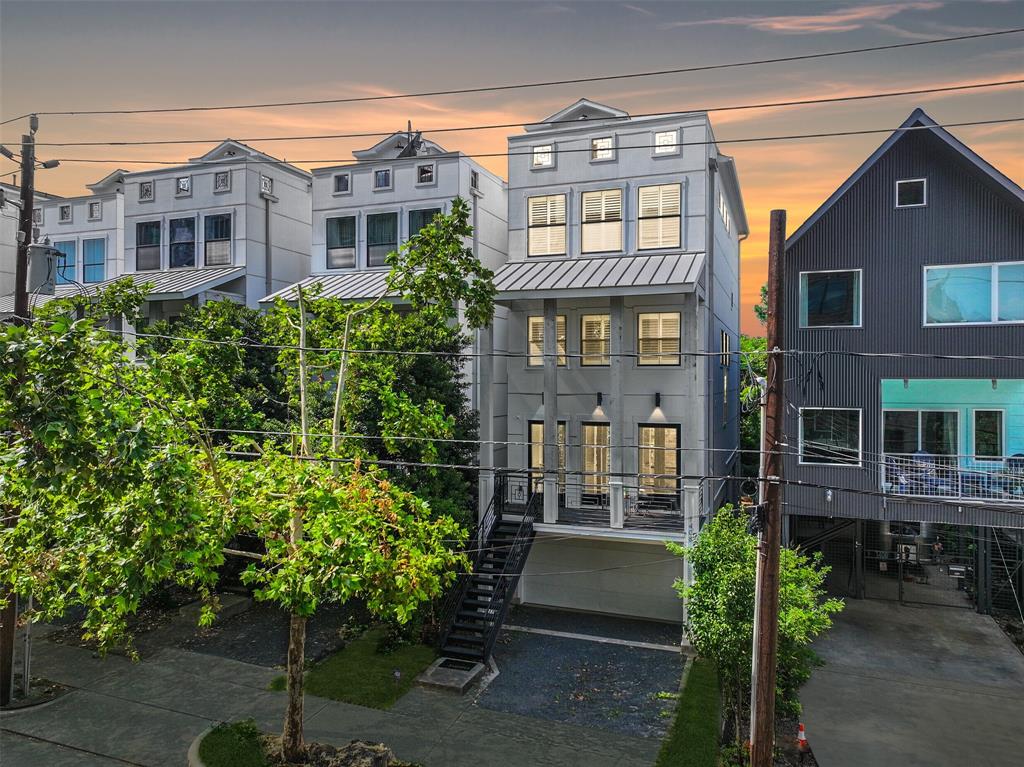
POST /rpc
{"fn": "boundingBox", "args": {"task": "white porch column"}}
[477,324,495,522]
[608,296,625,529]
[542,298,559,524]
[681,481,702,624]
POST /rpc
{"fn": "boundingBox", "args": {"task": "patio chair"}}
[995,454,1024,499]
[900,451,957,497]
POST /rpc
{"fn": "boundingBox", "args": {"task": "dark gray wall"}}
[782,129,1024,529]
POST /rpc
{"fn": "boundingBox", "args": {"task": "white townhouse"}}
[485,99,748,622]
[261,129,509,419]
[0,180,62,303]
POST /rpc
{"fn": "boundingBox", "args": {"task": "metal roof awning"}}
[261,271,392,304]
[493,252,705,300]
[0,267,246,315]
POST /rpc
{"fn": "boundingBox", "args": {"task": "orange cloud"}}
[661,2,944,34]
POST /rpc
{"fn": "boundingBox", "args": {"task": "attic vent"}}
[226,150,236,156]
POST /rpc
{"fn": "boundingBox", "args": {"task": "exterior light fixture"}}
[40,159,60,169]
[597,392,603,407]
[654,392,662,408]
[992,379,998,390]
[825,489,833,503]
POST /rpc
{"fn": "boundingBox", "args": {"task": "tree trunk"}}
[282,611,307,762]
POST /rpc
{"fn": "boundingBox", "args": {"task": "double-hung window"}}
[527,315,566,366]
[800,270,862,327]
[136,221,161,271]
[54,241,76,284]
[637,312,680,365]
[366,212,397,267]
[580,314,610,366]
[637,184,681,250]
[581,189,622,254]
[326,216,356,269]
[409,208,441,237]
[169,217,196,268]
[638,424,680,503]
[925,262,1024,325]
[204,213,232,266]
[82,238,105,283]
[800,408,862,465]
[527,194,566,257]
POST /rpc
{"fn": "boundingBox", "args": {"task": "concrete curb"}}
[186,725,214,767]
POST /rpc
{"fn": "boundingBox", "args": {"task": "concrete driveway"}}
[801,599,1024,766]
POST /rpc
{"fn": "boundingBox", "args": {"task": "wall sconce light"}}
[903,378,909,389]
[596,392,603,407]
[825,489,833,503]
[654,392,661,408]
[992,379,998,390]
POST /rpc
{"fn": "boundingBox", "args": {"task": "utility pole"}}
[1,118,38,707]
[749,209,786,766]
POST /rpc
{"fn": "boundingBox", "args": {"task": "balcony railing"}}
[882,453,1024,502]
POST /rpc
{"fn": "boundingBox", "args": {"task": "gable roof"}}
[787,108,1024,248]
[352,131,449,161]
[86,169,129,194]
[184,139,311,180]
[525,98,629,132]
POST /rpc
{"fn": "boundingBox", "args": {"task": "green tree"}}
[738,334,767,478]
[668,508,842,760]
[753,283,768,326]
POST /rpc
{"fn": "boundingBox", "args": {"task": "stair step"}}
[447,632,484,645]
[462,597,495,609]
[456,611,491,623]
[467,588,495,598]
[452,621,486,633]
[441,645,484,662]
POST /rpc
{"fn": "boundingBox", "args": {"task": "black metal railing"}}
[435,495,497,649]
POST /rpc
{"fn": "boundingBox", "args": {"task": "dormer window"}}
[654,130,679,155]
[260,175,273,195]
[333,173,351,194]
[590,137,614,161]
[176,176,191,196]
[417,163,435,184]
[374,168,392,190]
[88,201,102,221]
[138,181,154,202]
[532,145,554,168]
[896,178,926,208]
[59,204,72,223]
[213,171,231,193]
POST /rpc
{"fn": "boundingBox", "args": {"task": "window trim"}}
[372,167,393,191]
[895,178,927,209]
[652,129,680,157]
[589,136,615,163]
[531,144,555,169]
[881,407,960,460]
[137,180,155,202]
[972,408,1005,461]
[58,204,73,224]
[527,193,568,258]
[415,163,436,186]
[580,313,611,366]
[922,261,1024,327]
[798,268,864,329]
[636,311,682,367]
[332,172,352,196]
[527,419,567,495]
[175,175,192,198]
[409,207,442,238]
[169,215,198,270]
[53,239,77,285]
[32,208,42,225]
[87,201,103,221]
[798,407,863,467]
[580,188,624,255]
[203,211,233,267]
[82,236,106,284]
[325,215,357,270]
[135,220,162,271]
[636,183,682,251]
[580,420,611,503]
[637,422,682,499]
[470,170,480,193]
[527,314,567,367]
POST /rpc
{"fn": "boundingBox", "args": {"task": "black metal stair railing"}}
[435,494,496,649]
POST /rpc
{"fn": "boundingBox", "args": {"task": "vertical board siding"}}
[783,130,1024,529]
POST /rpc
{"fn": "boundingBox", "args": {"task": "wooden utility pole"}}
[749,209,786,766]
[0,129,37,707]
[14,130,36,320]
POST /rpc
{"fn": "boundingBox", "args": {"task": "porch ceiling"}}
[493,252,705,301]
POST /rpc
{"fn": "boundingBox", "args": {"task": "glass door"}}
[528,421,566,504]
[638,424,680,510]
[581,423,610,507]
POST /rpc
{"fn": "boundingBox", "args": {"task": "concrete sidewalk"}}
[1,635,661,767]
[801,599,1024,767]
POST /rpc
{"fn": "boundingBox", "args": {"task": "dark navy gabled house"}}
[782,109,1024,614]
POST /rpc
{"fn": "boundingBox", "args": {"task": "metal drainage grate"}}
[438,658,476,671]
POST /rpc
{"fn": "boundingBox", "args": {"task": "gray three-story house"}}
[783,109,1024,613]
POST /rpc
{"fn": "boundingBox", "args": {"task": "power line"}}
[28,79,1024,148]
[2,27,1020,126]
[41,117,1024,169]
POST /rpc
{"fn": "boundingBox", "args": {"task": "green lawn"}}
[199,720,267,767]
[655,658,721,767]
[272,627,436,709]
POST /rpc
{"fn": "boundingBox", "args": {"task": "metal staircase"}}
[437,474,539,664]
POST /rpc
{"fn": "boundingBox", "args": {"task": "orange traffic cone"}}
[797,722,810,753]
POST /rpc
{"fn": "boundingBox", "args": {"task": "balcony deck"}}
[503,502,687,535]
[882,453,1024,503]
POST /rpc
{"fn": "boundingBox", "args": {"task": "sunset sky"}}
[2,0,1021,334]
